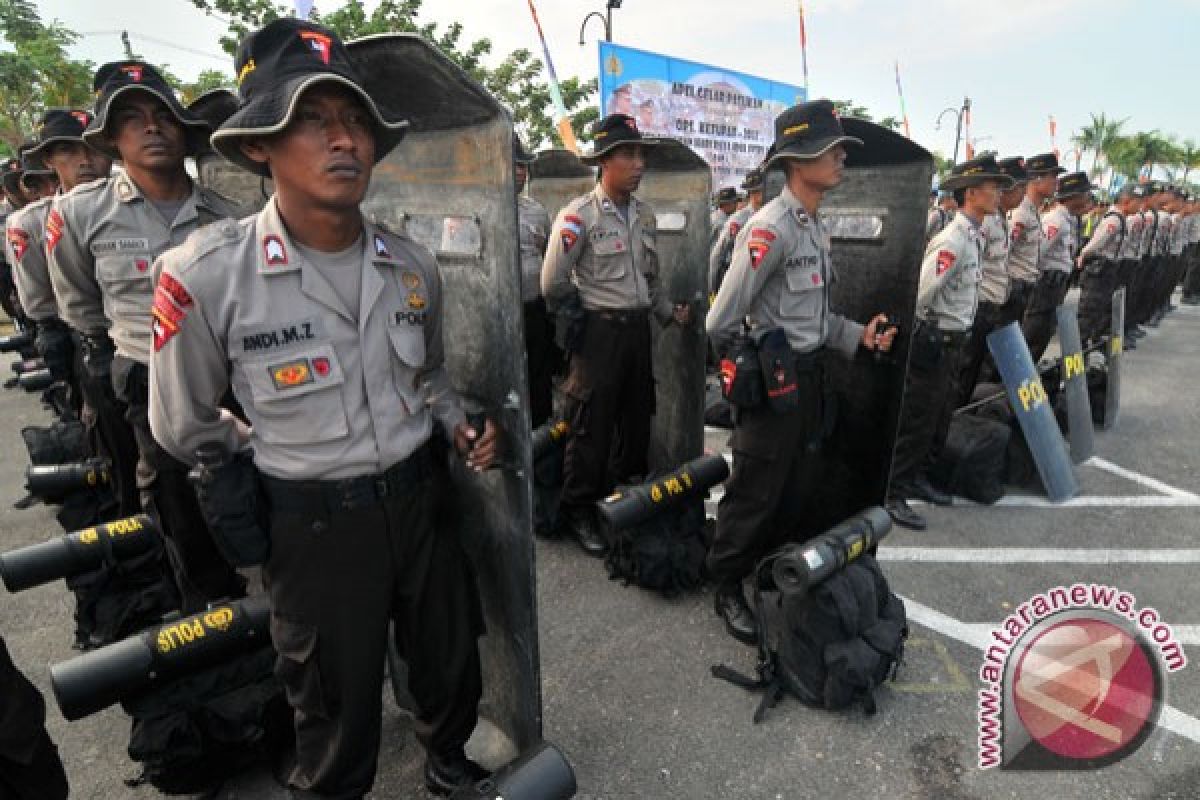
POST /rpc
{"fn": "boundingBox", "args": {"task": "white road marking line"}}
[1088,457,1200,500]
[901,595,1200,746]
[988,494,1200,508]
[879,547,1200,564]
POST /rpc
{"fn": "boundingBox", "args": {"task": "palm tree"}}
[1177,139,1200,184]
[1072,113,1128,179]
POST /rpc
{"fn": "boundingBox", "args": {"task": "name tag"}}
[234,318,324,355]
[91,237,150,255]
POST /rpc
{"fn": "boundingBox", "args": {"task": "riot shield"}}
[762,119,931,529]
[194,153,271,213]
[638,139,711,470]
[528,149,594,221]
[1055,305,1095,462]
[346,34,539,759]
[987,322,1079,502]
[1105,288,1124,429]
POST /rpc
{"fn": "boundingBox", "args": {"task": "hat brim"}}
[939,172,1016,191]
[210,73,409,178]
[25,135,86,160]
[1027,166,1067,177]
[764,134,864,169]
[82,84,211,160]
[580,137,660,166]
[1054,184,1097,200]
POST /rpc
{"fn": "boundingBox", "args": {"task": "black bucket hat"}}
[996,156,1028,185]
[513,134,535,165]
[1025,152,1065,177]
[741,168,765,192]
[3,142,48,195]
[187,89,240,132]
[939,154,1015,191]
[82,61,211,159]
[0,157,19,197]
[1055,171,1097,199]
[765,99,863,168]
[211,18,409,177]
[26,109,94,160]
[581,113,657,166]
[714,186,740,205]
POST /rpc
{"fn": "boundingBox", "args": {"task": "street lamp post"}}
[579,0,623,45]
[935,96,971,165]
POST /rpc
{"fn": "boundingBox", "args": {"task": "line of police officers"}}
[0,16,1197,797]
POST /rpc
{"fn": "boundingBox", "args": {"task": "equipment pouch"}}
[757,328,800,414]
[190,449,270,567]
[718,335,763,409]
[909,325,942,370]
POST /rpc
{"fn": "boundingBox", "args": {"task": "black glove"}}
[34,318,73,381]
[80,333,115,382]
[190,445,270,567]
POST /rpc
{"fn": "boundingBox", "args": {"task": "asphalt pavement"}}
[2,296,1198,799]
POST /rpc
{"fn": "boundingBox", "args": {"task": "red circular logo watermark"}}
[1013,617,1159,761]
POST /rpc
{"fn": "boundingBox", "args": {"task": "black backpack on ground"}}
[929,415,1011,505]
[604,493,709,597]
[66,542,179,650]
[20,418,87,466]
[714,552,906,721]
[123,644,293,795]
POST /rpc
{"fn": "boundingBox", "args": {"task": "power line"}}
[78,30,228,63]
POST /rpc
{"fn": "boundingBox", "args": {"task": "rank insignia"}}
[270,359,313,390]
[407,291,426,310]
[401,271,421,289]
[936,249,956,276]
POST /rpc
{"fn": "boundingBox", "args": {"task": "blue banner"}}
[598,42,806,192]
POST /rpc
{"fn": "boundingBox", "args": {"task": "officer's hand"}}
[672,302,691,326]
[455,418,498,471]
[863,313,897,353]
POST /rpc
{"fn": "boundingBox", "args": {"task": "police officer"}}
[1022,169,1091,364]
[541,113,691,555]
[1128,183,1164,334]
[926,190,957,241]
[1004,153,1061,331]
[708,167,764,297]
[1113,185,1148,345]
[1160,188,1189,319]
[957,156,1026,404]
[1183,194,1200,305]
[1077,185,1137,347]
[149,19,497,797]
[1,146,57,327]
[515,135,556,427]
[710,185,741,246]
[887,155,1013,531]
[706,99,895,642]
[48,60,245,611]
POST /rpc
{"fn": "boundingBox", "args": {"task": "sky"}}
[34,0,1200,174]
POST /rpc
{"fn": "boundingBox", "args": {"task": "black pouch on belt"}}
[189,447,270,567]
[910,323,943,370]
[757,328,801,414]
[718,334,764,409]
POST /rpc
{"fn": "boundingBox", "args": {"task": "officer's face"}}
[966,181,1001,215]
[1000,182,1025,211]
[1030,173,1056,197]
[788,144,847,192]
[19,174,56,202]
[600,144,645,194]
[44,141,113,191]
[108,93,187,171]
[244,84,377,212]
[515,162,528,193]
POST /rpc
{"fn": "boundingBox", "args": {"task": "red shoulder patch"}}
[1046,225,1060,240]
[6,227,28,263]
[935,249,956,276]
[158,273,193,308]
[749,228,776,242]
[747,239,771,270]
[44,209,64,253]
[1107,222,1117,235]
[151,274,192,352]
[728,221,741,238]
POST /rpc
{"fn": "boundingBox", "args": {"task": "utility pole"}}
[121,31,135,60]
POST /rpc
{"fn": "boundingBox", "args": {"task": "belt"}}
[590,309,648,324]
[915,319,970,345]
[794,347,826,372]
[261,441,434,514]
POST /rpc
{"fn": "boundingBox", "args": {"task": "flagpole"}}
[894,60,910,138]
[797,1,810,96]
[526,0,580,154]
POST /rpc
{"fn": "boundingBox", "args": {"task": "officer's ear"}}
[239,137,271,171]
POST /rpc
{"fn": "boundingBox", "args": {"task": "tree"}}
[1103,131,1181,183]
[832,99,902,131]
[1071,112,1127,178]
[188,0,597,149]
[1176,139,1200,185]
[0,0,95,152]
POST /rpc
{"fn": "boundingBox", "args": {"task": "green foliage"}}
[188,0,597,149]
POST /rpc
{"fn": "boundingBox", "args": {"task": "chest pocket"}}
[241,343,349,445]
[589,234,629,282]
[95,252,154,316]
[780,265,824,319]
[386,323,430,417]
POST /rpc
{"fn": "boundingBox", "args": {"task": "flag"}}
[894,60,910,138]
[526,0,579,154]
[797,1,809,93]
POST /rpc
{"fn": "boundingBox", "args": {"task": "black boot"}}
[910,475,953,506]
[886,496,927,530]
[562,505,607,557]
[425,750,490,797]
[714,582,758,645]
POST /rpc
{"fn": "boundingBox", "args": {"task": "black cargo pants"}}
[891,323,968,494]
[261,444,484,799]
[1077,257,1121,346]
[1021,270,1070,364]
[957,301,1004,406]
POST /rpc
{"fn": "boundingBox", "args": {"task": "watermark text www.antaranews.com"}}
[977,583,1186,770]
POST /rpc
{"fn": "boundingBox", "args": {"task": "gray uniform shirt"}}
[708,204,754,296]
[541,185,672,324]
[1139,210,1160,258]
[1007,196,1043,282]
[706,186,863,357]
[518,194,550,303]
[916,211,982,332]
[48,171,243,364]
[1120,212,1145,261]
[710,207,729,247]
[926,207,954,241]
[1169,212,1186,255]
[1189,214,1200,246]
[977,212,1009,305]
[1080,207,1125,262]
[148,197,465,481]
[1040,205,1075,274]
[5,196,57,321]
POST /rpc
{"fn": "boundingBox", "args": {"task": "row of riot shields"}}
[184,30,1124,769]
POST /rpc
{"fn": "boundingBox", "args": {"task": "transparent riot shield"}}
[528,149,594,221]
[346,33,539,759]
[638,139,711,470]
[763,119,931,529]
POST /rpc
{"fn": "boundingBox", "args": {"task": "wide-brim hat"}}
[211,18,408,177]
[996,156,1028,185]
[1,164,23,196]
[26,109,94,160]
[939,154,1015,191]
[713,186,740,205]
[1054,171,1097,199]
[1025,152,1065,177]
[186,89,240,154]
[580,113,658,166]
[765,99,863,169]
[82,61,211,160]
[741,168,765,192]
[513,134,535,165]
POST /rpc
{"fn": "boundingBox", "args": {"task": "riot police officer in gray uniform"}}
[706,99,895,643]
[887,155,1013,530]
[708,167,764,297]
[149,19,498,797]
[515,135,556,427]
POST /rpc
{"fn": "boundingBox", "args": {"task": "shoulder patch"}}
[45,208,65,253]
[6,226,29,262]
[936,249,956,276]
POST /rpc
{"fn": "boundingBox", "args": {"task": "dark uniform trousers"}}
[560,311,654,508]
[113,356,245,612]
[1115,259,1139,329]
[1021,272,1070,364]
[523,297,560,428]
[1183,246,1200,298]
[1129,257,1160,326]
[957,301,1004,405]
[261,445,484,799]
[707,354,825,585]
[1077,258,1121,346]
[1159,253,1189,312]
[0,636,69,800]
[891,323,967,492]
[76,354,141,519]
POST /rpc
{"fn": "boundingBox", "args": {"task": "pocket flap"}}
[387,324,426,368]
[244,343,345,403]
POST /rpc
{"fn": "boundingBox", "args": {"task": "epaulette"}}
[754,195,792,228]
[169,217,250,278]
[11,195,52,223]
[67,175,110,198]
